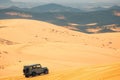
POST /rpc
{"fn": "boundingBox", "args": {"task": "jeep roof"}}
[24,64,41,67]
[25,64,40,66]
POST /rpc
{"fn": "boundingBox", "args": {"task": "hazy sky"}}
[11,0,120,3]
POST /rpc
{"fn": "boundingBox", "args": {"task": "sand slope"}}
[0,19,120,80]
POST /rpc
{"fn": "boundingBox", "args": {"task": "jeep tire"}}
[25,75,29,78]
[44,69,48,74]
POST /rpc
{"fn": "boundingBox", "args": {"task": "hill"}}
[0,0,12,3]
[0,19,120,80]
[0,5,120,33]
[30,3,82,13]
[0,0,13,9]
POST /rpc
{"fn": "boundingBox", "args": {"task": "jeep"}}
[23,64,49,77]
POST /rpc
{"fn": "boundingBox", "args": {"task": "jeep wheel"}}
[44,70,48,74]
[38,73,41,75]
[25,75,29,78]
[32,72,36,77]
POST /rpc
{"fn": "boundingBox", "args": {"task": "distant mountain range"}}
[0,3,83,12]
[0,0,44,8]
[0,0,12,3]
[0,3,120,33]
[30,3,82,13]
[0,0,13,8]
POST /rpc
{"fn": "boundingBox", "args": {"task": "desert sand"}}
[0,19,120,80]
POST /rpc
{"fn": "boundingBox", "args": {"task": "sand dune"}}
[0,19,120,80]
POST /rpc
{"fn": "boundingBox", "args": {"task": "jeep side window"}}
[36,65,41,68]
[32,66,36,69]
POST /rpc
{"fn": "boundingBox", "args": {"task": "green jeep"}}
[23,64,49,77]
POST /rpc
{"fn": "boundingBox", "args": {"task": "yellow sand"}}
[0,19,120,80]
